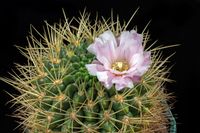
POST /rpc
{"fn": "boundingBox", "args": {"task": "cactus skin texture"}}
[1,10,176,133]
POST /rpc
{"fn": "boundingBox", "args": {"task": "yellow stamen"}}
[112,61,129,72]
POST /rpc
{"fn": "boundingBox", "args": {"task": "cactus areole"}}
[1,10,176,133]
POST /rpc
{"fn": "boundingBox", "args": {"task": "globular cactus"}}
[1,10,176,133]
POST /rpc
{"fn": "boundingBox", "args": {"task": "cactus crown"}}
[1,9,176,133]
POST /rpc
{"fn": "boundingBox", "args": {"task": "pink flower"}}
[85,30,151,91]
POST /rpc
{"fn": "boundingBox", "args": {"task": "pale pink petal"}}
[95,39,117,63]
[85,64,105,76]
[103,81,113,89]
[129,53,144,67]
[136,65,150,75]
[98,30,117,46]
[130,30,143,45]
[87,30,117,55]
[137,53,151,74]
[92,60,102,65]
[96,71,114,89]
[118,30,143,48]
[124,69,140,79]
[131,76,141,83]
[118,31,130,46]
[87,44,95,55]
[112,77,133,90]
[96,56,111,70]
[115,84,126,91]
[116,30,143,61]
[96,71,109,82]
[143,51,151,66]
[129,52,151,75]
[87,30,117,62]
[87,41,99,55]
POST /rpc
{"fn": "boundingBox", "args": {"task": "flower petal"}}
[129,52,151,75]
[143,51,151,66]
[87,31,117,58]
[121,30,142,46]
[96,71,114,89]
[129,53,144,67]
[131,76,141,83]
[87,30,117,65]
[98,30,117,46]
[112,77,133,90]
[92,60,102,65]
[116,30,143,61]
[130,30,143,45]
[85,64,105,76]
[96,56,111,70]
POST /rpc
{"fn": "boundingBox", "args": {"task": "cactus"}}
[1,10,176,133]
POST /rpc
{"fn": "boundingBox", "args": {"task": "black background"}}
[1,0,200,133]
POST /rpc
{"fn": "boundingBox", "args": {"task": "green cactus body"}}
[1,11,176,133]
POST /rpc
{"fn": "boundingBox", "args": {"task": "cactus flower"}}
[86,30,151,90]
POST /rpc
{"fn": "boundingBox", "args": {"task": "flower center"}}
[112,61,129,72]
